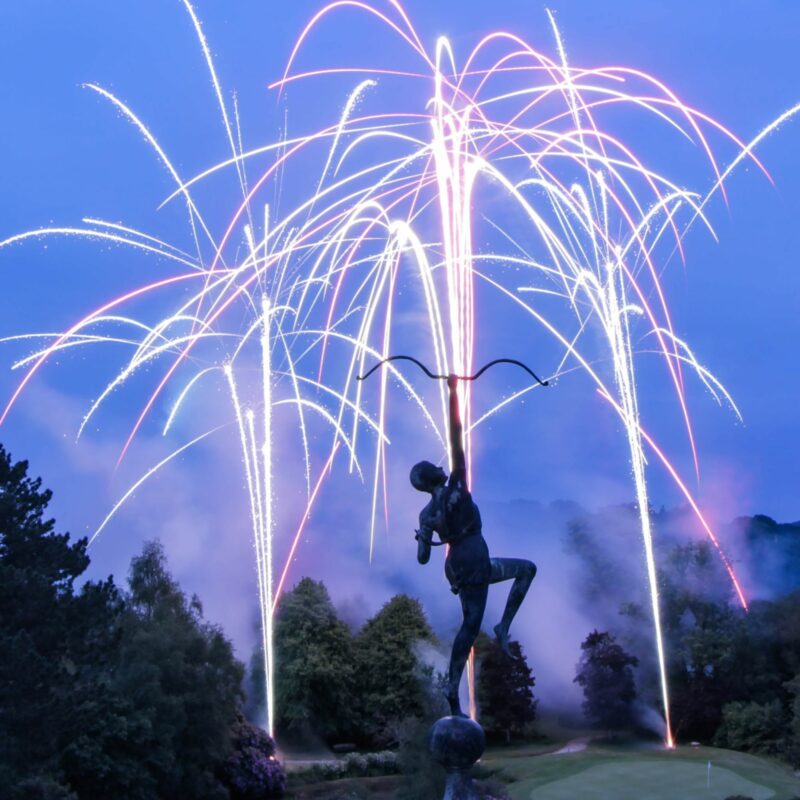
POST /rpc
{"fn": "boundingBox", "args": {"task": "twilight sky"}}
[1,1,799,685]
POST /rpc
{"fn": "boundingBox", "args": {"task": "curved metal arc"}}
[357,354,444,381]
[468,358,549,386]
[357,354,549,386]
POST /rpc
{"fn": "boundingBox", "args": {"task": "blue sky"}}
[1,1,799,672]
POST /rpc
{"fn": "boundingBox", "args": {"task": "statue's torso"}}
[419,474,491,592]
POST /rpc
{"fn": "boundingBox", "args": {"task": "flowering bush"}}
[221,716,287,799]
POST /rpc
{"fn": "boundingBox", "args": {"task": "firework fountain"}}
[275,0,796,744]
[2,0,798,744]
[0,2,383,736]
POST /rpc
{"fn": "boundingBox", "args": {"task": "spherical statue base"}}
[429,715,486,800]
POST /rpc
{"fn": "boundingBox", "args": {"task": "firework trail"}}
[273,0,798,742]
[0,1,393,736]
[2,0,798,745]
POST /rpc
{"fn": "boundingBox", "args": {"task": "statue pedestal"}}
[429,716,486,800]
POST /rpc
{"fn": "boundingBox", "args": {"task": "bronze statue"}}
[411,374,536,718]
[358,355,545,720]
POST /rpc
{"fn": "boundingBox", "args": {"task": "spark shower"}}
[2,0,798,745]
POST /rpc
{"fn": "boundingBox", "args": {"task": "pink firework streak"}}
[2,0,799,745]
[275,0,799,746]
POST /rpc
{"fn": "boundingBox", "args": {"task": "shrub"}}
[714,701,785,756]
[290,751,399,785]
[220,716,286,798]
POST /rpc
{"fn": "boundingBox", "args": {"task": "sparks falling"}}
[2,0,798,745]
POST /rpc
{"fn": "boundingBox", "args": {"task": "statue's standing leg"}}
[489,557,536,656]
[447,583,488,717]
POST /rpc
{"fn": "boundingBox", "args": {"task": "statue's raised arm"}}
[446,373,467,486]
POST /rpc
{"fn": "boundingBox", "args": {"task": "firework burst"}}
[2,0,799,745]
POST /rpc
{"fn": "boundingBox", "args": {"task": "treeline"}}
[0,445,285,800]
[1,443,538,799]
[270,579,537,748]
[567,509,800,761]
[659,546,800,760]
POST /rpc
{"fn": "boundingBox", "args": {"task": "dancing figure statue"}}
[411,374,537,718]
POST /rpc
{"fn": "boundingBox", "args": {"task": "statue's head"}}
[410,460,447,493]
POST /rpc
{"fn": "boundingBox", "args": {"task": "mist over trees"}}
[5,436,800,797]
[734,514,800,594]
[564,502,800,759]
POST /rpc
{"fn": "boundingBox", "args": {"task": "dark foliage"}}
[651,541,800,746]
[116,540,245,799]
[574,630,638,730]
[274,587,439,749]
[393,673,448,800]
[0,444,278,799]
[0,444,132,798]
[220,714,286,799]
[714,701,786,756]
[667,600,747,742]
[274,577,356,743]
[353,594,436,745]
[785,675,800,767]
[476,634,537,742]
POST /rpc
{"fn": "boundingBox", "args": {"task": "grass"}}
[280,739,800,800]
[285,774,401,799]
[486,742,800,800]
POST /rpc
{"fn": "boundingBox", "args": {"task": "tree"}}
[574,630,639,730]
[713,701,786,756]
[785,675,800,766]
[274,578,355,742]
[0,443,277,799]
[476,634,537,743]
[0,444,136,798]
[353,594,436,744]
[114,541,244,800]
[642,542,751,742]
[744,592,800,701]
[666,600,747,742]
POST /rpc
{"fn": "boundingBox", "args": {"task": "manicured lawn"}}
[281,740,800,799]
[514,760,770,799]
[486,743,800,800]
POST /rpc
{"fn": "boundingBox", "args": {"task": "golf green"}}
[523,759,772,799]
[486,744,800,800]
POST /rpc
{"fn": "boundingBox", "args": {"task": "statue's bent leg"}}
[489,558,536,655]
[447,583,488,717]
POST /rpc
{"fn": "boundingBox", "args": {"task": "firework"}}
[275,0,798,744]
[2,0,797,746]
